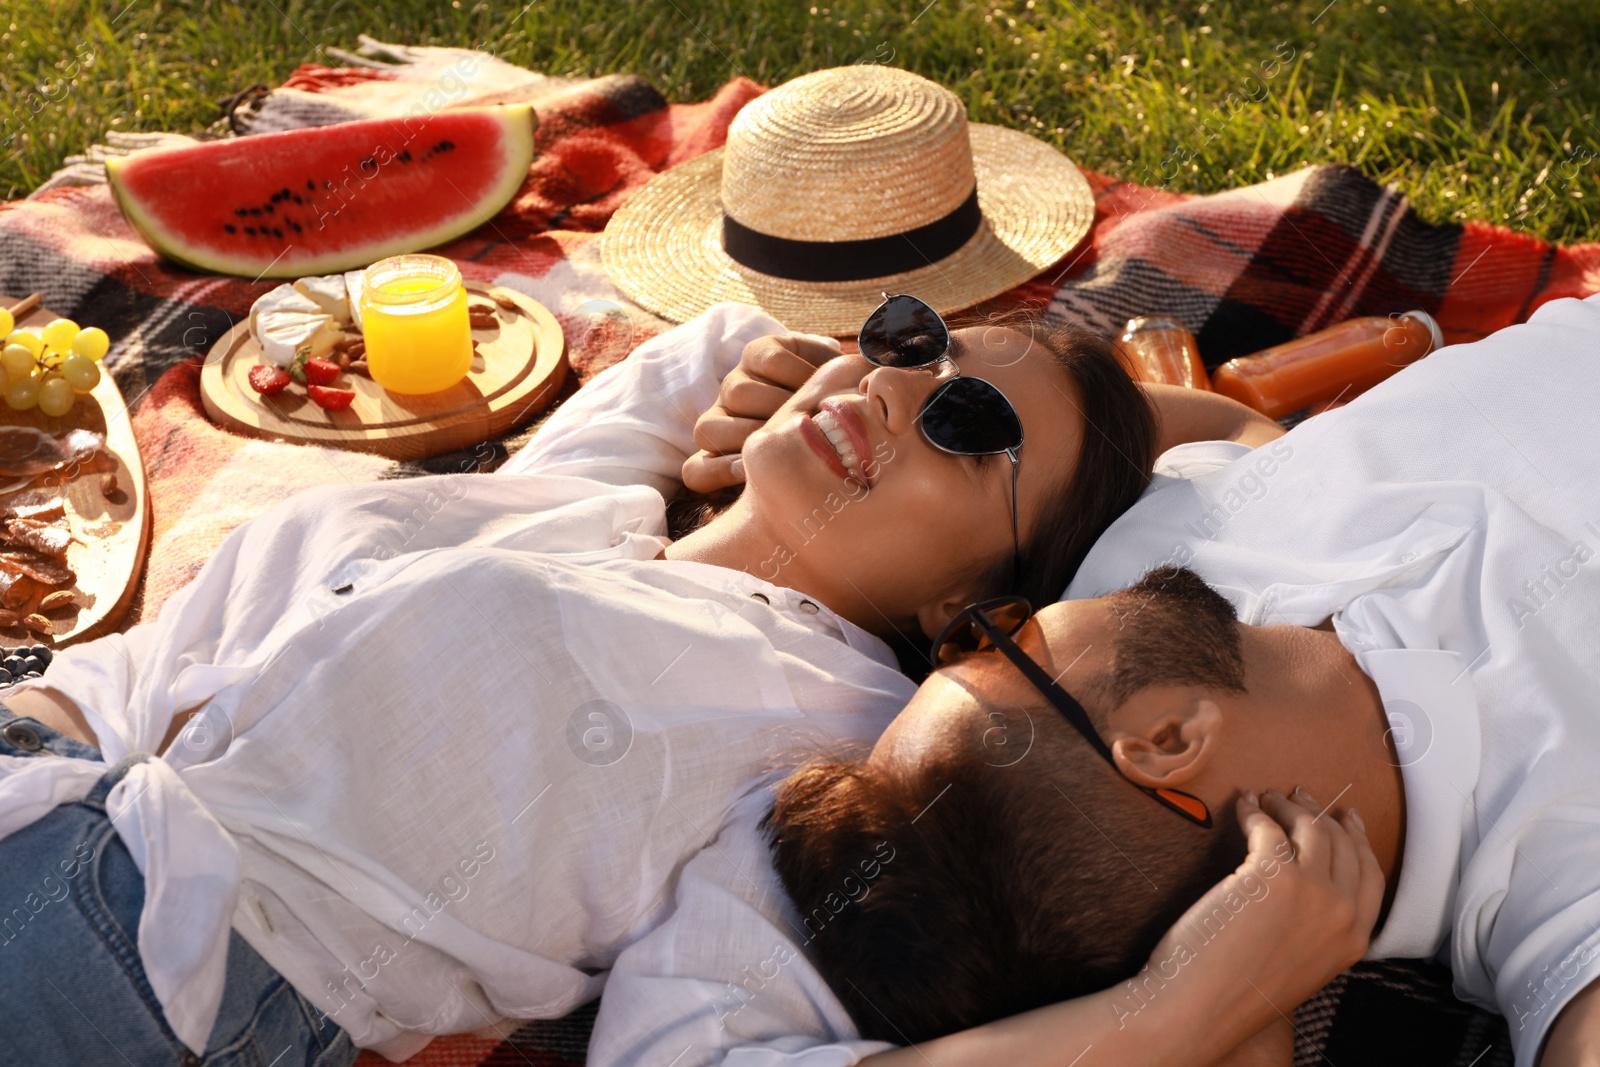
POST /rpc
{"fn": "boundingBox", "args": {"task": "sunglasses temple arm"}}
[977,616,1214,829]
[978,620,1118,766]
[1007,450,1021,586]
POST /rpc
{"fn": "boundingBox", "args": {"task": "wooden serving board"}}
[200,282,568,461]
[0,297,151,648]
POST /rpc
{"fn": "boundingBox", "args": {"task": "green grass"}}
[3,0,1598,240]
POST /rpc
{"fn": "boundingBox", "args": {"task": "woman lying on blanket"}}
[0,297,1364,1067]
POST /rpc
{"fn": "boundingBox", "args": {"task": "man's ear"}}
[1105,694,1223,790]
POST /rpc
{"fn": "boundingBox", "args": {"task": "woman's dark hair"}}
[669,309,1158,640]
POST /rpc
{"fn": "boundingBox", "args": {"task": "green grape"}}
[0,309,13,340]
[1,344,34,380]
[0,363,8,395]
[60,352,101,393]
[5,374,39,411]
[37,375,75,417]
[70,326,109,362]
[9,329,42,359]
[40,318,79,353]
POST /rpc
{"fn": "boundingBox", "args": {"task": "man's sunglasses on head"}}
[932,596,1215,828]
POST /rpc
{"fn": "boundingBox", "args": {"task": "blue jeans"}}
[0,700,357,1067]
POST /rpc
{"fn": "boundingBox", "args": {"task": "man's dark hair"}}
[766,567,1248,1044]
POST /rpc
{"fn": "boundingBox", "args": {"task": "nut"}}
[101,471,118,497]
[333,351,351,369]
[348,359,370,377]
[488,288,519,309]
[468,312,498,330]
[0,610,18,628]
[346,339,366,357]
[22,613,52,635]
[38,590,76,612]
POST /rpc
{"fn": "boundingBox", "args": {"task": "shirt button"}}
[2,721,43,753]
[749,592,771,605]
[798,599,820,615]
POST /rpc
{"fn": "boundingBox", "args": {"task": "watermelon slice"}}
[106,105,536,278]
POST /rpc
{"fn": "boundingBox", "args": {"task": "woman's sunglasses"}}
[858,293,1025,583]
[931,596,1215,829]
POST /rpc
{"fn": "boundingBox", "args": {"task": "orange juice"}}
[1115,315,1211,390]
[360,255,473,394]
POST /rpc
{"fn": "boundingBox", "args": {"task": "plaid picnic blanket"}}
[2,39,1593,1065]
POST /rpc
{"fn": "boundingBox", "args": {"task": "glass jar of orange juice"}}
[360,254,473,394]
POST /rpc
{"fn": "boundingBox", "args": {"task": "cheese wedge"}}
[257,311,341,367]
[248,282,323,338]
[343,270,367,331]
[293,275,353,325]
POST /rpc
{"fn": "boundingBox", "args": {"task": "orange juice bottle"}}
[360,254,473,394]
[1211,311,1443,419]
[1115,316,1211,390]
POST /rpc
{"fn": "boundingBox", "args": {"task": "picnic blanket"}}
[3,38,1592,1066]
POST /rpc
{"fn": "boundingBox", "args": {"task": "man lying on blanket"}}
[595,292,1600,1067]
[765,291,1600,1066]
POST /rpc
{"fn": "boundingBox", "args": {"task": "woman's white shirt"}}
[0,304,913,1060]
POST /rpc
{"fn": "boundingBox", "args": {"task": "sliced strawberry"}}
[302,358,341,386]
[248,364,292,395]
[307,384,356,411]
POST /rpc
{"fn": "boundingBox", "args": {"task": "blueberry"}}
[21,672,41,681]
[31,646,51,666]
[20,657,42,675]
[1,658,22,675]
[0,669,11,685]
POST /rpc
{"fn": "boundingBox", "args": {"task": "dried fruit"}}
[249,364,292,395]
[22,613,52,635]
[101,471,119,497]
[38,590,76,612]
[307,384,355,410]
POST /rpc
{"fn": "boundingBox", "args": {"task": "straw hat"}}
[602,65,1095,336]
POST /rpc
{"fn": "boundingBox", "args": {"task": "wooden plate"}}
[200,282,568,461]
[0,297,151,648]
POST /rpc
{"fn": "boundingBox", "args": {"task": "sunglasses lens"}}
[933,598,1032,665]
[859,295,950,369]
[921,377,1023,456]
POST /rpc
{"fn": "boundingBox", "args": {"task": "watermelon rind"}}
[106,105,537,279]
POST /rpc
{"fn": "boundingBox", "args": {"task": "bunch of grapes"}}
[0,309,107,417]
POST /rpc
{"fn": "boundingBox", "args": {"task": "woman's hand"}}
[681,334,838,493]
[1142,788,1384,1042]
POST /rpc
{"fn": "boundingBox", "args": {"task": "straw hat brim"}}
[602,123,1095,337]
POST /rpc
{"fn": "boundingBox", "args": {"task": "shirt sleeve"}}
[590,794,895,1067]
[1455,800,1600,1066]
[500,304,838,499]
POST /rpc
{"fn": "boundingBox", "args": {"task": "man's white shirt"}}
[1066,292,1600,1065]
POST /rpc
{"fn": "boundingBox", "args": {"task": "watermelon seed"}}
[398,150,412,163]
[234,208,248,217]
[291,194,304,205]
[280,187,292,200]
[223,224,236,234]
[264,203,276,215]
[289,220,302,233]
[245,226,257,236]
[305,180,315,191]
[272,227,284,239]
[248,207,262,217]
